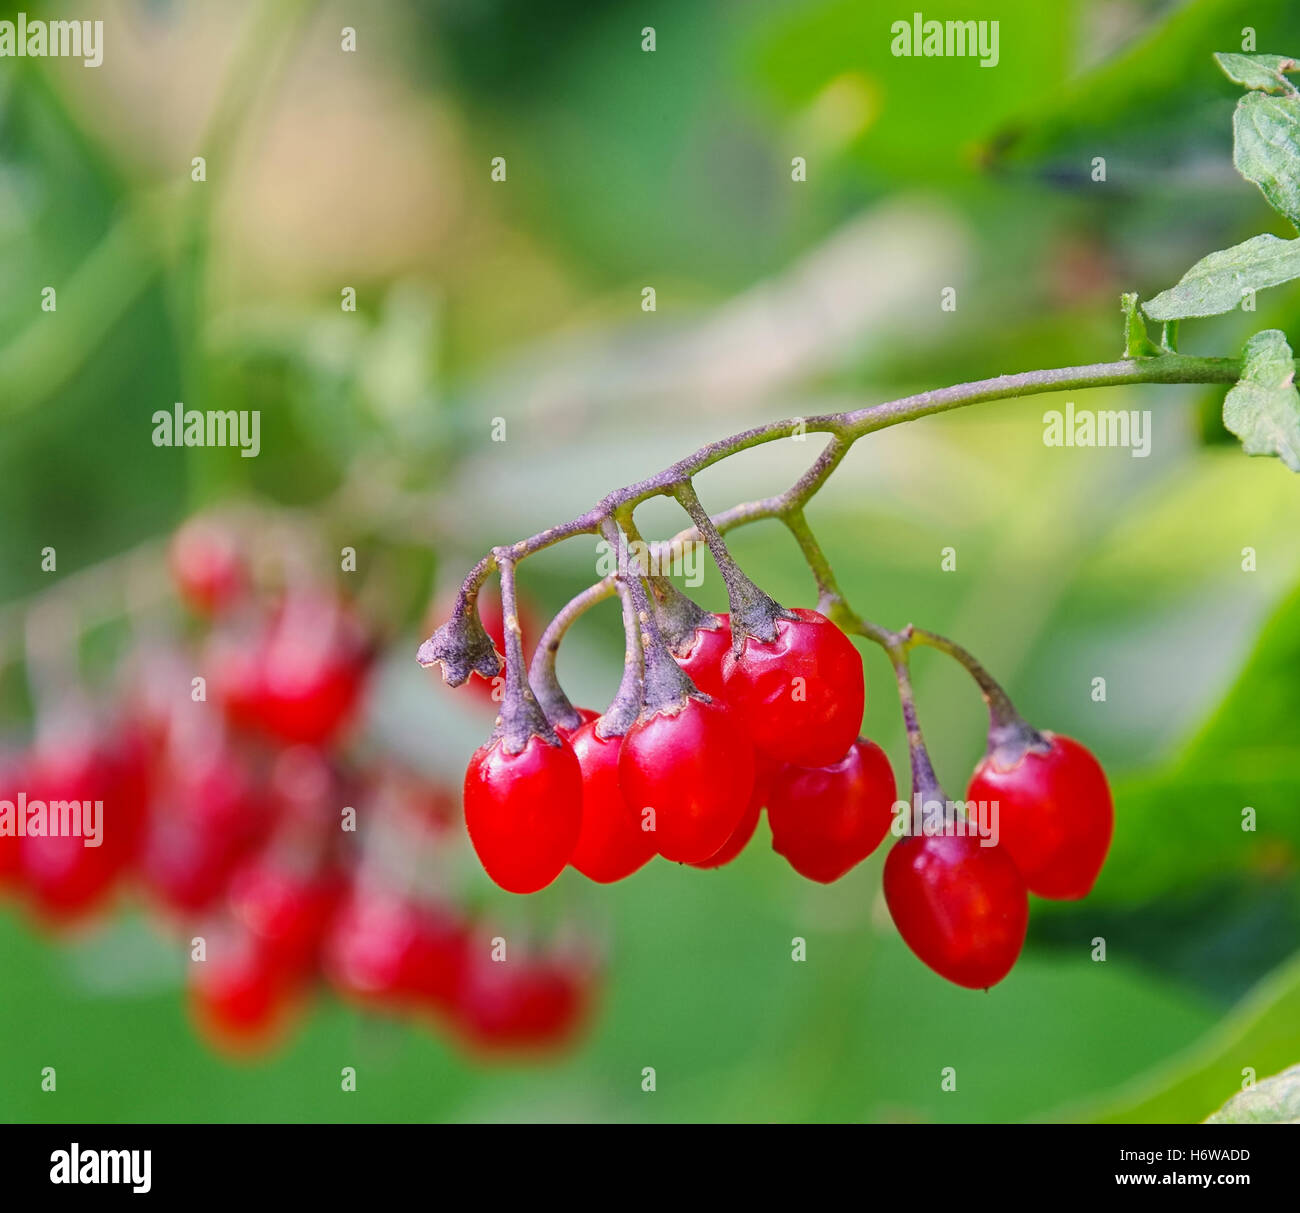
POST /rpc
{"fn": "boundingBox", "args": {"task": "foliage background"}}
[0,0,1297,1123]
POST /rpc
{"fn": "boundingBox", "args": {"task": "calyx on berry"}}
[417,589,505,689]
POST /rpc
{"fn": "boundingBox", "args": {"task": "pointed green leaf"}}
[1206,1063,1300,1124]
[1214,51,1298,94]
[1233,91,1300,230]
[1142,234,1300,320]
[1222,329,1300,471]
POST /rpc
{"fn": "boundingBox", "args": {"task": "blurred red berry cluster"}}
[0,516,597,1059]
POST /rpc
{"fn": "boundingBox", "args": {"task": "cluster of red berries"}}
[0,517,595,1057]
[453,598,1113,991]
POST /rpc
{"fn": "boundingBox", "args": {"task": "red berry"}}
[673,614,732,700]
[453,946,589,1053]
[228,855,344,974]
[556,706,600,742]
[138,725,269,915]
[568,720,656,884]
[767,739,896,883]
[463,734,583,894]
[618,697,754,864]
[169,518,245,616]
[323,889,465,1012]
[722,608,864,768]
[20,721,148,924]
[688,754,775,870]
[0,752,27,887]
[188,920,298,1054]
[211,594,372,746]
[688,778,763,869]
[403,903,471,1014]
[883,833,1028,989]
[966,733,1113,900]
[256,594,372,745]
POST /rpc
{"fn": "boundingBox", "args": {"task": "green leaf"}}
[1222,328,1300,470]
[1206,1063,1300,1123]
[1214,51,1299,94]
[1143,234,1300,320]
[1057,952,1300,1124]
[1233,91,1300,230]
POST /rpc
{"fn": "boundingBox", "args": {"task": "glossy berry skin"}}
[169,519,246,616]
[618,697,754,864]
[688,755,774,870]
[883,834,1028,989]
[767,739,896,883]
[673,614,732,701]
[966,733,1113,900]
[568,721,656,884]
[722,608,864,768]
[463,734,583,894]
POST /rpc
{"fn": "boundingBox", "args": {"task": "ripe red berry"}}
[883,833,1028,989]
[0,752,27,887]
[673,613,732,700]
[767,738,896,883]
[453,947,590,1053]
[211,594,372,747]
[966,733,1113,900]
[228,855,344,975]
[463,734,583,894]
[256,594,372,745]
[556,706,600,742]
[618,697,754,864]
[568,720,656,883]
[722,608,864,768]
[688,754,775,870]
[138,724,269,915]
[188,920,298,1054]
[169,518,246,616]
[322,889,466,1013]
[20,721,148,924]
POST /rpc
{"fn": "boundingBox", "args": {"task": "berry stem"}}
[598,580,645,738]
[618,510,718,654]
[528,579,616,732]
[888,649,954,835]
[600,516,697,713]
[673,479,790,644]
[428,354,1247,625]
[781,507,848,620]
[492,553,560,753]
[903,626,1047,764]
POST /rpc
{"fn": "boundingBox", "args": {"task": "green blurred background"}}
[1,0,1298,1123]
